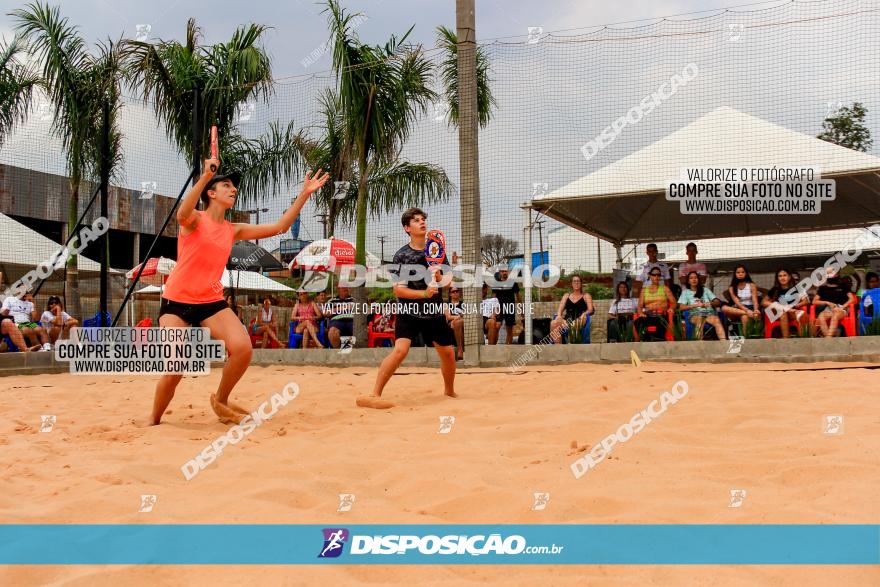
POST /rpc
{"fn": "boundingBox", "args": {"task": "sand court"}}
[1,362,879,585]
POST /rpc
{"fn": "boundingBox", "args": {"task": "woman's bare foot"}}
[211,394,245,424]
[445,390,458,398]
[225,400,251,416]
[356,395,394,409]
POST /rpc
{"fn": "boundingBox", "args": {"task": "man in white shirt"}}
[1,291,51,350]
[677,242,708,287]
[633,243,672,296]
[480,284,501,345]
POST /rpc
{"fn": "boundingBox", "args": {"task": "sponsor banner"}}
[0,524,876,564]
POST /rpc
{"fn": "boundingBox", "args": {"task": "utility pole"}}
[316,213,329,239]
[377,235,387,263]
[534,219,545,267]
[457,0,481,366]
[245,207,269,245]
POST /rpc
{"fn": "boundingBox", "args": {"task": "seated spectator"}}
[445,287,465,360]
[814,266,856,337]
[722,265,761,332]
[677,242,708,288]
[607,281,638,342]
[292,290,325,348]
[678,271,726,340]
[633,243,673,297]
[1,314,35,351]
[1,291,51,351]
[859,272,879,319]
[481,284,501,344]
[635,268,676,341]
[762,268,807,338]
[40,296,78,344]
[492,264,521,345]
[253,297,281,348]
[550,275,593,344]
[225,293,243,323]
[327,287,355,349]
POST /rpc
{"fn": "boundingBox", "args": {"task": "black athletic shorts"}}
[159,298,228,326]
[328,318,353,336]
[497,312,516,327]
[395,315,455,347]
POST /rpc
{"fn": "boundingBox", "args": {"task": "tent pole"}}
[521,203,534,346]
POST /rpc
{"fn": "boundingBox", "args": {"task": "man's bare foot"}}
[445,390,458,398]
[356,395,394,409]
[133,416,161,427]
[211,394,245,424]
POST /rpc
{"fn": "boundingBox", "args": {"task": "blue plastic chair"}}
[559,313,591,344]
[3,334,21,352]
[858,289,880,334]
[682,309,716,340]
[83,311,112,328]
[288,320,327,348]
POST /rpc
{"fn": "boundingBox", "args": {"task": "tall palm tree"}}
[435,25,496,129]
[0,36,40,149]
[13,2,126,318]
[125,18,308,205]
[325,0,454,345]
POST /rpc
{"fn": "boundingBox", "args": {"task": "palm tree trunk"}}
[65,185,82,319]
[353,151,370,348]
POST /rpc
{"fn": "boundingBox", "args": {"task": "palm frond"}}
[0,35,40,148]
[436,25,496,128]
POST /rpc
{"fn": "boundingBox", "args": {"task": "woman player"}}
[147,158,329,425]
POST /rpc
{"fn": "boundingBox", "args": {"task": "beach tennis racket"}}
[425,228,446,266]
[209,125,218,172]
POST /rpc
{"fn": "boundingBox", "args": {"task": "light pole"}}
[316,213,329,240]
[245,208,269,245]
[377,235,387,263]
[534,219,545,267]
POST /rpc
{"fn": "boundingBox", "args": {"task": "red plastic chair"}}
[808,300,857,337]
[368,316,396,348]
[249,318,281,348]
[634,308,675,341]
[763,307,807,338]
[136,317,153,327]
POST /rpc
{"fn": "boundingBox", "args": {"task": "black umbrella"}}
[226,241,284,311]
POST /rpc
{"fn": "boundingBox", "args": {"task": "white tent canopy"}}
[0,212,120,273]
[222,269,292,292]
[531,107,880,244]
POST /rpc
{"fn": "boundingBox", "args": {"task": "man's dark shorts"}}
[328,318,353,336]
[395,315,455,347]
[497,312,516,327]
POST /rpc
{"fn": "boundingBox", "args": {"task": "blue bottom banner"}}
[1,524,878,564]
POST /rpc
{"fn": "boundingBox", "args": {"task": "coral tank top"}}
[162,211,234,304]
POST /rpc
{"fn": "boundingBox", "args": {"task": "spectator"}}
[40,296,78,344]
[763,268,807,338]
[445,287,465,360]
[677,242,708,288]
[678,271,726,340]
[722,265,761,332]
[607,281,638,342]
[859,271,879,319]
[492,264,520,345]
[633,243,673,297]
[550,274,593,344]
[636,268,676,340]
[327,286,355,349]
[225,293,243,323]
[481,284,501,344]
[253,297,281,348]
[814,266,856,337]
[1,291,51,350]
[1,313,34,351]
[292,290,325,348]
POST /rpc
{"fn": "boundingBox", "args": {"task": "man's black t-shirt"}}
[391,243,444,318]
[493,275,520,316]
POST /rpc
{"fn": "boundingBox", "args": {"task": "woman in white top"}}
[607,281,638,342]
[254,297,281,348]
[40,296,78,344]
[722,264,761,331]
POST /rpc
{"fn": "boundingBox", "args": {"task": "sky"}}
[2,0,877,268]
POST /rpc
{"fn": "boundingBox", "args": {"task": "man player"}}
[357,208,457,409]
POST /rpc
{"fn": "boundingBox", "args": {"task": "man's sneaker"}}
[41,342,52,352]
